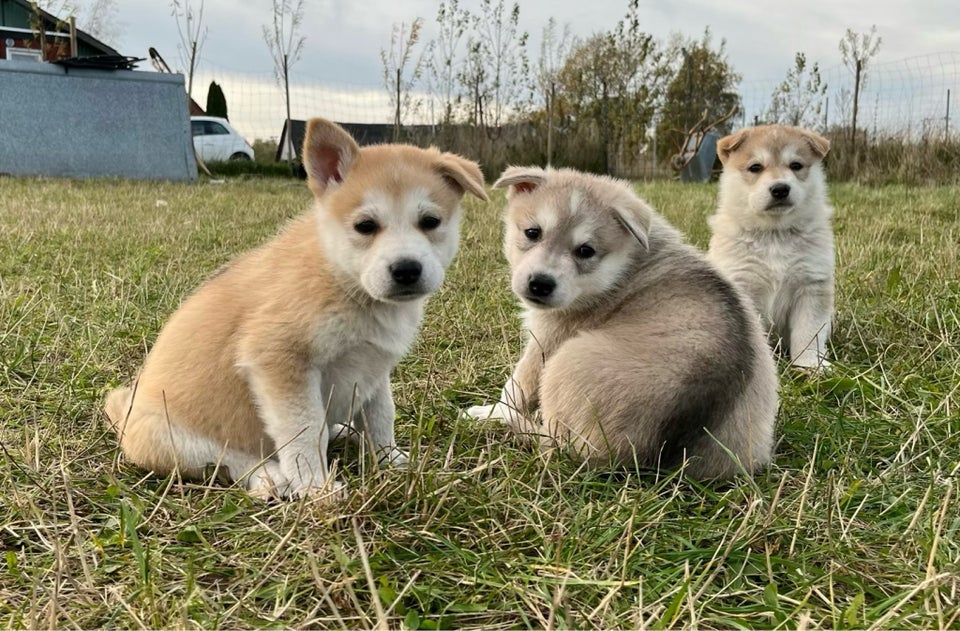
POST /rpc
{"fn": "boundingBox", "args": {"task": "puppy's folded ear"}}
[436,153,488,201]
[613,194,652,251]
[493,166,546,197]
[302,118,361,196]
[801,131,831,159]
[717,129,749,164]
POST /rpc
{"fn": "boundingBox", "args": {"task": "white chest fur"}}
[728,225,833,287]
[312,299,424,421]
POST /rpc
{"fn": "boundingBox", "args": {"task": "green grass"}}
[1,174,959,629]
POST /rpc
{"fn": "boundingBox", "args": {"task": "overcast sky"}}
[111,0,959,85]
[97,0,959,138]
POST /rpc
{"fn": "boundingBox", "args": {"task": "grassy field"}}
[1,174,958,629]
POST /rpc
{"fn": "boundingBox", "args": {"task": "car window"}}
[207,122,230,135]
[190,120,204,136]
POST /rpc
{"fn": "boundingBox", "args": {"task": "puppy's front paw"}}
[468,403,524,429]
[465,404,500,420]
[468,402,519,420]
[291,479,348,502]
[466,402,540,436]
[792,356,832,373]
[244,461,290,500]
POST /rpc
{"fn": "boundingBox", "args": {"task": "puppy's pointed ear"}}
[302,118,361,196]
[717,129,749,164]
[493,166,546,197]
[436,152,488,201]
[613,194,652,251]
[802,131,831,159]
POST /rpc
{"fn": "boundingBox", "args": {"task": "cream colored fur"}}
[105,118,486,498]
[467,167,778,478]
[707,124,835,370]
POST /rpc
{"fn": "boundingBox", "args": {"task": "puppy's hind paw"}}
[330,421,355,443]
[378,446,410,467]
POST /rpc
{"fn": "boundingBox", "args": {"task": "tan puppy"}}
[708,125,834,370]
[467,167,778,478]
[105,118,487,498]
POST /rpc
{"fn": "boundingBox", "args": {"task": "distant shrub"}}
[206,81,228,120]
[251,138,279,163]
[825,126,960,185]
[204,160,298,179]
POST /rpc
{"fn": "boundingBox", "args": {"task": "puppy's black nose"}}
[770,183,791,200]
[390,259,422,286]
[528,274,556,298]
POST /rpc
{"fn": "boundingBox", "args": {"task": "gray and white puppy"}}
[467,167,778,478]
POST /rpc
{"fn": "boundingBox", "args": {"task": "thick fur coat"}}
[105,118,487,498]
[708,124,835,369]
[468,167,778,478]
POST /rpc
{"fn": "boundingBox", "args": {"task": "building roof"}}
[0,0,120,56]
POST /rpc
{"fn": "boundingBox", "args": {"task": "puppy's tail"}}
[104,386,133,435]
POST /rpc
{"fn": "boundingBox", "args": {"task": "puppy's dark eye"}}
[789,162,804,171]
[747,163,763,173]
[524,227,541,241]
[354,219,379,235]
[419,216,441,230]
[575,244,596,259]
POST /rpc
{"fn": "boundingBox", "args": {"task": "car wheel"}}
[229,152,252,161]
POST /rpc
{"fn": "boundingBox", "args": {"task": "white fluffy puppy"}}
[708,124,835,370]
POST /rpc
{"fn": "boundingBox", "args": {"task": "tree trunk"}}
[394,67,401,142]
[188,40,197,99]
[283,53,295,176]
[851,58,861,170]
[600,82,610,174]
[546,80,555,167]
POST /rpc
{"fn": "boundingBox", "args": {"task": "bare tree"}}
[473,0,529,132]
[459,38,487,127]
[171,0,206,99]
[263,0,306,168]
[839,25,882,157]
[458,0,528,135]
[425,0,470,127]
[35,0,122,45]
[79,0,119,42]
[381,19,426,142]
[537,17,573,165]
[35,1,76,16]
[767,52,828,130]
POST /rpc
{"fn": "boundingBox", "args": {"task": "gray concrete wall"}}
[0,60,197,182]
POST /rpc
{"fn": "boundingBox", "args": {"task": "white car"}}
[190,116,254,162]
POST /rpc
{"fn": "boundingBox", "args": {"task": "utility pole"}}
[946,89,951,140]
[283,53,294,175]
